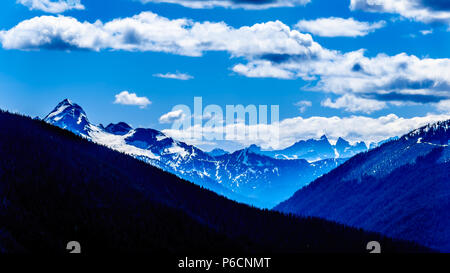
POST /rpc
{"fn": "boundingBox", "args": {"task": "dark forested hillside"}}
[0,110,426,253]
[276,122,450,252]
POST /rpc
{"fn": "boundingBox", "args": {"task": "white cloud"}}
[350,0,450,25]
[234,50,450,105]
[153,72,193,80]
[322,94,387,113]
[159,109,186,124]
[233,60,295,79]
[0,12,328,59]
[295,17,386,37]
[310,51,450,97]
[1,12,449,112]
[295,100,312,113]
[420,29,433,35]
[138,0,310,9]
[436,100,450,113]
[163,113,450,150]
[17,0,85,13]
[114,91,151,109]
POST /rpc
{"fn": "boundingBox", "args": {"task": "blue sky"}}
[0,0,449,150]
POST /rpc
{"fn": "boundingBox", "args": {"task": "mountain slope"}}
[43,99,343,208]
[214,148,343,203]
[0,110,426,253]
[275,120,450,252]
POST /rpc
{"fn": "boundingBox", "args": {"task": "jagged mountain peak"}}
[252,135,372,162]
[291,134,331,147]
[47,98,74,110]
[247,144,262,153]
[354,141,367,149]
[45,99,85,119]
[336,137,350,148]
[60,98,73,105]
[44,99,91,136]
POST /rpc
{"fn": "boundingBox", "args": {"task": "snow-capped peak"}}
[44,99,91,136]
[44,99,72,120]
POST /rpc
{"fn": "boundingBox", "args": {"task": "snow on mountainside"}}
[407,120,450,145]
[44,99,343,208]
[275,119,450,251]
[339,120,450,182]
[44,99,91,136]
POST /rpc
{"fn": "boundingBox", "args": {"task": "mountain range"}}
[44,99,351,208]
[275,120,450,252]
[0,109,425,253]
[1,99,446,253]
[248,135,368,162]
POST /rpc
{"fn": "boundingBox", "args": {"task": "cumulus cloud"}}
[163,113,450,150]
[0,12,328,58]
[1,12,449,112]
[295,17,386,37]
[17,0,85,13]
[350,0,450,25]
[159,109,186,124]
[234,50,450,106]
[138,0,310,9]
[322,94,387,113]
[153,72,193,80]
[114,91,151,108]
[294,100,312,113]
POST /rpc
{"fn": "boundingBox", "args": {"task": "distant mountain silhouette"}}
[0,110,427,253]
[275,120,450,252]
[251,135,368,162]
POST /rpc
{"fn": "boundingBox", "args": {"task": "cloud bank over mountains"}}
[163,112,450,150]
